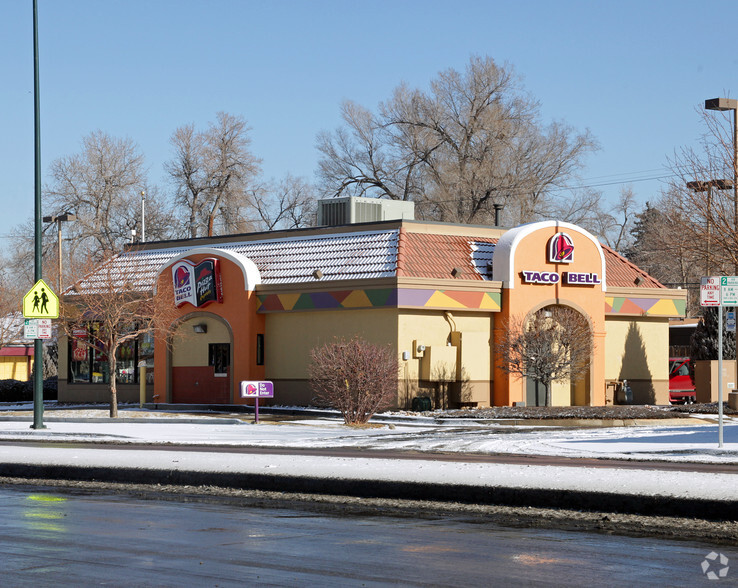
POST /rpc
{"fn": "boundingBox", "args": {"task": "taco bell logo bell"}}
[549,232,574,264]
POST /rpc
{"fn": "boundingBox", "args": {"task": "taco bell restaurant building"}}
[58,201,686,409]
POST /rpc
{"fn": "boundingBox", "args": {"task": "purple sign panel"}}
[240,380,274,398]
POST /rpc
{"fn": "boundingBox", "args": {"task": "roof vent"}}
[317,196,415,226]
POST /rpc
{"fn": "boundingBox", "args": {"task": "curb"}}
[0,416,244,425]
[0,462,735,521]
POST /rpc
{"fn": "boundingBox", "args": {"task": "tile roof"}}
[69,230,400,295]
[600,244,664,289]
[68,225,665,295]
[397,231,497,280]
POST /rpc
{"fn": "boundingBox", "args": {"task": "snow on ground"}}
[0,443,735,501]
[0,405,737,463]
[1,404,738,501]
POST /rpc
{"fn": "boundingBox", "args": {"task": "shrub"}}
[308,336,399,425]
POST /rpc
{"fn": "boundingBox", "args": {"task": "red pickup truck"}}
[669,357,696,404]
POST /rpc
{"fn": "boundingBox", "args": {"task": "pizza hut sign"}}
[172,258,223,308]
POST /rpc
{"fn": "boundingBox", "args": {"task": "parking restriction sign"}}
[701,276,721,307]
[721,276,738,306]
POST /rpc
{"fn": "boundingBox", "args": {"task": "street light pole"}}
[705,98,738,274]
[686,179,733,276]
[43,212,76,292]
[141,190,146,242]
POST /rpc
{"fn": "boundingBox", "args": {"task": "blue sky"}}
[2,0,737,241]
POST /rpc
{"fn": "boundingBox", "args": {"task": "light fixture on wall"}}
[193,324,207,334]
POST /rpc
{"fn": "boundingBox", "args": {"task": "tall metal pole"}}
[734,107,738,276]
[56,218,62,292]
[32,0,45,429]
[141,190,146,242]
[718,304,724,447]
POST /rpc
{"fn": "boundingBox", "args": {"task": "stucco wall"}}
[0,356,30,380]
[264,308,399,405]
[171,316,231,367]
[398,310,493,407]
[604,316,669,404]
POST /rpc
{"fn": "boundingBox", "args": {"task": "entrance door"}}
[526,377,546,407]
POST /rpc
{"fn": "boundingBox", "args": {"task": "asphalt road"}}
[1,485,734,587]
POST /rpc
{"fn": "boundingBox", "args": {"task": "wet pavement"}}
[1,485,735,587]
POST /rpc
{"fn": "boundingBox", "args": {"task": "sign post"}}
[240,381,274,424]
[23,276,60,430]
[701,277,724,447]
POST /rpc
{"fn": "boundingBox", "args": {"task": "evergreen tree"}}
[690,307,736,362]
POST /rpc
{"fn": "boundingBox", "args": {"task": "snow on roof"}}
[69,229,401,295]
[67,224,665,295]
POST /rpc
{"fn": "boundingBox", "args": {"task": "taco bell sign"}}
[240,380,274,398]
[172,258,223,308]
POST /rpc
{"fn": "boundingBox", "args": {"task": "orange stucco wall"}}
[154,253,265,404]
[492,226,606,406]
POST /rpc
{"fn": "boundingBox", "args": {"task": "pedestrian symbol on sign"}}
[23,279,59,319]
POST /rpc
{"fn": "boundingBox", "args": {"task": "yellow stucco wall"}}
[264,308,399,379]
[172,316,232,367]
[398,311,491,378]
[604,316,669,404]
[398,310,493,406]
[0,356,31,380]
[264,308,495,408]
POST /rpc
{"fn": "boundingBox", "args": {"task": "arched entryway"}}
[523,304,592,407]
[170,313,234,404]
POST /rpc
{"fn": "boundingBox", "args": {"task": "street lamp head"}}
[705,98,738,111]
[687,179,734,191]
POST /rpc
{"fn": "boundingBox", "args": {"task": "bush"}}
[0,378,57,403]
[308,336,399,425]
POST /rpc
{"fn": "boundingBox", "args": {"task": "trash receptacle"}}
[411,396,432,411]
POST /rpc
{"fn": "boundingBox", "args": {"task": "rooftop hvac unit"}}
[317,196,415,226]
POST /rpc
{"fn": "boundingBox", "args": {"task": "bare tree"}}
[0,280,25,350]
[250,175,317,230]
[625,195,703,314]
[308,336,399,425]
[495,306,593,406]
[665,103,738,277]
[44,131,169,260]
[61,257,181,417]
[166,112,261,238]
[317,55,597,225]
[584,186,639,253]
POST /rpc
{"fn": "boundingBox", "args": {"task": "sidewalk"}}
[0,404,737,520]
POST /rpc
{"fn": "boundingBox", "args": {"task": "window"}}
[209,343,230,376]
[68,324,142,385]
[69,331,91,383]
[115,339,138,384]
[256,334,264,366]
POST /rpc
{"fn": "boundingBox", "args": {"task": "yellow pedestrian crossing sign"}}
[23,279,59,319]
